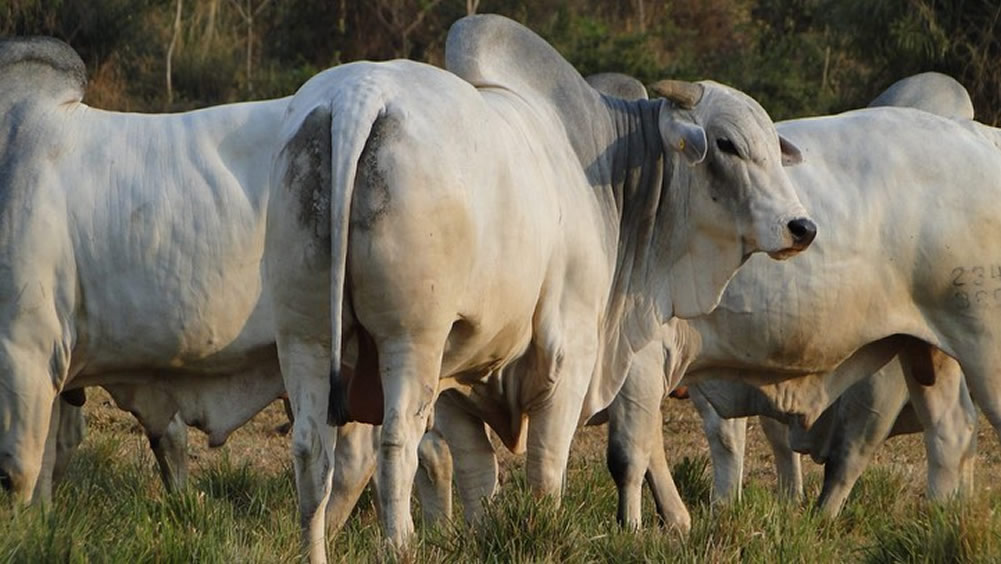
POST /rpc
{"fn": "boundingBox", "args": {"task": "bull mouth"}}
[767,247,802,260]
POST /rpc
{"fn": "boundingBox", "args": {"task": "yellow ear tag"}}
[678,139,685,151]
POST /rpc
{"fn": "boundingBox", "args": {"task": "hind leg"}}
[326,422,379,535]
[900,344,977,503]
[278,338,337,564]
[374,336,442,548]
[815,367,910,517]
[432,390,494,523]
[415,427,453,526]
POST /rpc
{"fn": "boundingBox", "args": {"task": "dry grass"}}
[3,388,1000,562]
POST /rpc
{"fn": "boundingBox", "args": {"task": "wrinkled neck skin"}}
[584,95,694,413]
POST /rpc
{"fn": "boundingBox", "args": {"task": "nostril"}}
[787,218,817,247]
[0,469,11,492]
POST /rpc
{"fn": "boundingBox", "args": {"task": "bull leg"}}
[817,427,893,517]
[52,398,86,486]
[415,428,453,526]
[0,347,61,503]
[279,338,337,564]
[149,413,189,492]
[31,396,63,503]
[759,416,803,500]
[961,350,1001,449]
[375,337,441,549]
[524,352,593,503]
[434,392,495,523]
[605,372,666,530]
[644,416,691,534]
[815,373,910,517]
[900,345,977,503]
[326,422,379,535]
[690,387,746,503]
[103,383,187,492]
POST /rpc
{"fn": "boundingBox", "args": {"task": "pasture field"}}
[3,389,1001,563]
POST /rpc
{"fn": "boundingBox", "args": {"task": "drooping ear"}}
[780,135,803,166]
[658,104,707,165]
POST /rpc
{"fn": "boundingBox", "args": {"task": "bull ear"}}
[659,104,707,164]
[780,135,802,166]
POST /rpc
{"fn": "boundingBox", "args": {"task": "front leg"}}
[52,396,86,487]
[690,387,747,503]
[759,416,803,500]
[604,338,690,532]
[103,383,188,492]
[150,413,189,492]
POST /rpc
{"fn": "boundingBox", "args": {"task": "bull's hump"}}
[0,36,86,104]
[446,15,584,94]
[445,15,608,166]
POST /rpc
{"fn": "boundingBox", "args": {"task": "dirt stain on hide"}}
[351,114,399,231]
[284,106,332,249]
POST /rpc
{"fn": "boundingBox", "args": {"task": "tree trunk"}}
[201,0,218,60]
[166,0,183,107]
[246,0,253,95]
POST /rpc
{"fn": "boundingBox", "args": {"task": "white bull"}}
[340,70,994,533]
[267,14,812,559]
[0,37,288,502]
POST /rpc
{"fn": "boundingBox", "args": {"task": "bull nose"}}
[0,469,11,493]
[787,217,817,249]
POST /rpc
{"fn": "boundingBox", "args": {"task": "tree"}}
[227,0,272,95]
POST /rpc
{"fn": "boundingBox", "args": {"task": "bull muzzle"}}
[787,217,817,250]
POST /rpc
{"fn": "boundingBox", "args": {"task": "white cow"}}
[690,71,981,515]
[678,104,1001,518]
[266,14,813,559]
[0,37,289,502]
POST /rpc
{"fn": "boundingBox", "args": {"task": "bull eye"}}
[716,137,739,157]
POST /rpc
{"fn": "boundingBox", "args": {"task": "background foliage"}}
[2,0,999,123]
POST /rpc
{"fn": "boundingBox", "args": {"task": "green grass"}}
[4,437,1001,563]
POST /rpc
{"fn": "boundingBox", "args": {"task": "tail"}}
[326,86,387,426]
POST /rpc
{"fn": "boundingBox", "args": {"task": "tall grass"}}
[3,441,1000,563]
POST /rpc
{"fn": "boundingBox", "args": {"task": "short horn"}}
[650,80,704,109]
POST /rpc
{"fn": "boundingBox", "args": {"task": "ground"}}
[3,386,998,562]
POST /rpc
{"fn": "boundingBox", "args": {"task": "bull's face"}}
[653,81,816,318]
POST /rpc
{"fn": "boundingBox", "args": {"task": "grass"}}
[3,393,1001,563]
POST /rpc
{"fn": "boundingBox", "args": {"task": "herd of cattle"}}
[2,13,1001,562]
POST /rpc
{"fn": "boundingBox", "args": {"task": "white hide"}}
[266,15,812,559]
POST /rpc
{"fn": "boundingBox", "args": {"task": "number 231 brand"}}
[952,266,1001,310]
